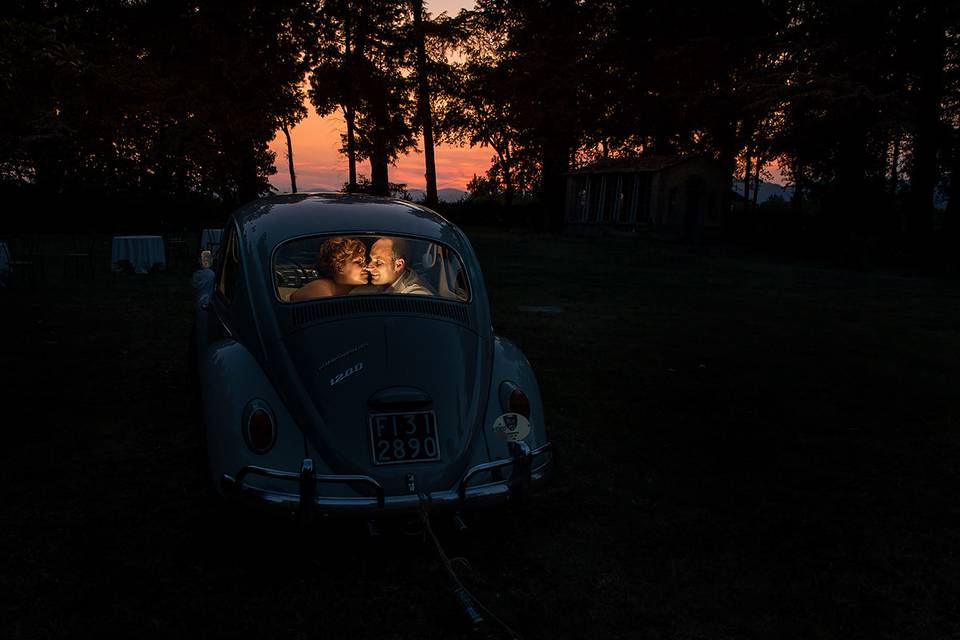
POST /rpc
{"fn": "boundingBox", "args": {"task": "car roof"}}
[232,193,466,251]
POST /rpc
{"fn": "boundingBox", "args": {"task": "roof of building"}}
[568,154,722,175]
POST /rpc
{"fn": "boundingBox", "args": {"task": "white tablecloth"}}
[112,235,165,274]
[201,228,223,251]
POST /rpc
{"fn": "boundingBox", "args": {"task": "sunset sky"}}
[267,0,487,194]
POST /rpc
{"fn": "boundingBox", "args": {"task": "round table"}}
[112,235,166,274]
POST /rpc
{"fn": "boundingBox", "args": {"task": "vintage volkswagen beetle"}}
[191,193,552,519]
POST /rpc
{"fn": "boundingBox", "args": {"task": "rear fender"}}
[201,340,307,495]
[482,336,548,462]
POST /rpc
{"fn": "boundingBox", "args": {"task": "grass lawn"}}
[2,229,960,639]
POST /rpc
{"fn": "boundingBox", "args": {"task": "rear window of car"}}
[273,235,470,303]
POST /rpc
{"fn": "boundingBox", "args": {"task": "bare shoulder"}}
[290,278,335,301]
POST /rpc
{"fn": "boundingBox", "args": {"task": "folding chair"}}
[160,232,185,270]
[5,235,42,287]
[63,233,97,279]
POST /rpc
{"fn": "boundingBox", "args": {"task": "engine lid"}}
[283,315,490,493]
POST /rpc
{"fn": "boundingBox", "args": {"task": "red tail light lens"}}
[509,389,531,418]
[243,401,276,454]
[499,381,531,419]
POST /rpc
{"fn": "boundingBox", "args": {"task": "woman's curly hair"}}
[315,236,366,277]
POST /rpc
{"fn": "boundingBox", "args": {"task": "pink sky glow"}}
[267,1,785,194]
[268,0,484,194]
[268,109,494,193]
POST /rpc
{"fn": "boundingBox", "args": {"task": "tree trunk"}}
[752,156,761,208]
[495,145,515,206]
[542,137,570,229]
[343,12,358,192]
[791,158,804,216]
[370,144,390,196]
[370,110,390,196]
[503,151,514,207]
[906,5,947,241]
[834,116,868,261]
[743,152,752,208]
[944,128,960,240]
[236,139,260,205]
[713,117,739,228]
[345,105,357,191]
[281,118,297,193]
[411,0,437,207]
[890,131,900,196]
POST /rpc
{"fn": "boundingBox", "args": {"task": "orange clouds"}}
[268,1,482,194]
[268,111,494,193]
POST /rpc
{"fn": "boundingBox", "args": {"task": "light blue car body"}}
[193,193,552,517]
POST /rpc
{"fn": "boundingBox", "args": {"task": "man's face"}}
[367,238,402,286]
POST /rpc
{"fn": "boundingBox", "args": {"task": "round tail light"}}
[499,381,531,419]
[243,400,276,454]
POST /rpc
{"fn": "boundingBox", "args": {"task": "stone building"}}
[565,155,730,236]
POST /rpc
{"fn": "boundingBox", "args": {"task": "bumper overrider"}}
[221,441,553,517]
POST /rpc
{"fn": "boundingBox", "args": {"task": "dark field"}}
[3,230,960,639]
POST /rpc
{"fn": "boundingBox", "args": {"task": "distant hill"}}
[273,185,338,194]
[407,188,467,203]
[425,182,793,205]
[732,179,794,203]
[274,186,467,202]
[287,182,794,205]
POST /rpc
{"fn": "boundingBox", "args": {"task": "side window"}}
[217,225,241,304]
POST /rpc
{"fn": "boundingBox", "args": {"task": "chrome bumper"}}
[221,442,553,517]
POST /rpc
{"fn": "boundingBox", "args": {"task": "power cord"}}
[417,493,525,640]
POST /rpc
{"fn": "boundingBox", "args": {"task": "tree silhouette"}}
[0,0,312,221]
[410,0,438,206]
[2,0,958,254]
[442,7,530,205]
[309,0,415,196]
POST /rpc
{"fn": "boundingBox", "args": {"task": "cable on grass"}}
[417,493,524,640]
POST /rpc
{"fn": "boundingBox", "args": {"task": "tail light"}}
[499,381,531,419]
[242,400,276,454]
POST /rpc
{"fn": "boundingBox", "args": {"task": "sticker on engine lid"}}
[492,413,530,442]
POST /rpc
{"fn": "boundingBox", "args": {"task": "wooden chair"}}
[165,233,188,269]
[4,235,42,287]
[63,234,96,279]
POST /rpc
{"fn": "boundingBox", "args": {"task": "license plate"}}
[369,411,441,465]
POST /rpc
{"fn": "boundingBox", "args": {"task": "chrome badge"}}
[329,361,364,386]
